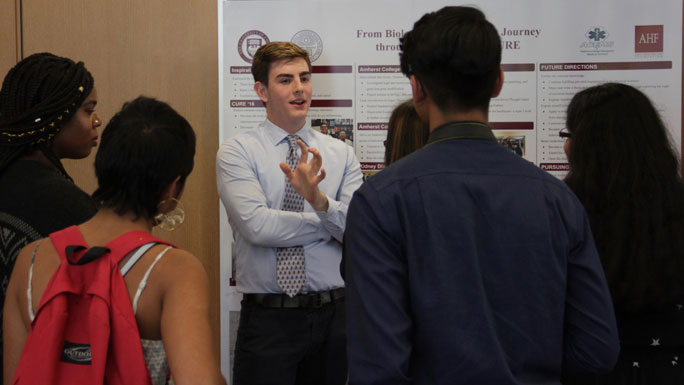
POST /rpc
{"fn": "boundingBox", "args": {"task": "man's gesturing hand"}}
[280,139,329,212]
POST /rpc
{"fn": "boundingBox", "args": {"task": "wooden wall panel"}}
[0,0,19,77]
[20,0,221,355]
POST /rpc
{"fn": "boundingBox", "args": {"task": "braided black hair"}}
[0,52,94,179]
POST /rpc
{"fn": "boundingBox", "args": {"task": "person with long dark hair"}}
[0,53,100,377]
[562,82,684,384]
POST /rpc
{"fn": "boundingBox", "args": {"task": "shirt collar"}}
[426,121,497,146]
[263,119,313,147]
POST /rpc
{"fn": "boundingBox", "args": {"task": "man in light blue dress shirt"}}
[216,42,363,385]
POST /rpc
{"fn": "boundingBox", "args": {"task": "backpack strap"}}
[46,226,110,267]
[120,242,157,276]
[27,239,44,322]
[132,246,173,314]
[49,226,87,263]
[104,231,174,265]
[48,227,175,266]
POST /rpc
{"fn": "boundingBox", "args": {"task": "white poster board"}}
[218,0,682,380]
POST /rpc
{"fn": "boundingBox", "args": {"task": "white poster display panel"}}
[218,0,682,379]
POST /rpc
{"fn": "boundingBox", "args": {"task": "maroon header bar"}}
[229,100,352,108]
[540,61,672,71]
[502,63,535,72]
[229,100,263,108]
[358,65,402,73]
[490,121,534,130]
[232,65,353,74]
[313,65,353,74]
[361,162,385,171]
[230,66,251,74]
[358,122,389,130]
[311,99,352,108]
[539,163,570,171]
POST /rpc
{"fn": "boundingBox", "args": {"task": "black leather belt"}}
[243,288,345,308]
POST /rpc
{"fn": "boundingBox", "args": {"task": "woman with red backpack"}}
[4,96,225,385]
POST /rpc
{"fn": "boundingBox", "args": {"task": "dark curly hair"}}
[564,82,684,313]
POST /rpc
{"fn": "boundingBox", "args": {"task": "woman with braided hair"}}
[0,52,100,375]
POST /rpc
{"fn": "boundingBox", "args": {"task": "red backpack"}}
[11,226,174,385]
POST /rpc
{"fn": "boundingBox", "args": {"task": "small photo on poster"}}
[496,134,526,157]
[362,170,381,182]
[312,118,354,147]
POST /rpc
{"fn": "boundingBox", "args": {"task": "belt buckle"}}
[311,293,323,308]
[281,295,299,308]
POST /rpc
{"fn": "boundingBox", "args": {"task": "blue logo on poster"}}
[586,27,608,41]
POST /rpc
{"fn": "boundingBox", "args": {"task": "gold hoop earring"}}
[154,198,185,231]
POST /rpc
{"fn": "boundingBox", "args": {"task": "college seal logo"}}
[291,30,323,62]
[238,30,270,63]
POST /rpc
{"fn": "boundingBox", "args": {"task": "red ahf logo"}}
[635,25,664,53]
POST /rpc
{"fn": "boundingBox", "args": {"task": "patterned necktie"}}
[276,135,306,297]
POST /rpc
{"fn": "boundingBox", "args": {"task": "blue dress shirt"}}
[217,119,363,294]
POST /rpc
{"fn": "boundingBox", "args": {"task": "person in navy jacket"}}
[343,6,620,385]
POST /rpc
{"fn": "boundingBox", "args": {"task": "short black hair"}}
[400,6,501,113]
[93,96,195,220]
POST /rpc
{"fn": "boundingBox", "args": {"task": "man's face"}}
[254,57,312,132]
[320,124,328,134]
[339,131,346,141]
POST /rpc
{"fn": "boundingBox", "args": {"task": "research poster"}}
[218,0,682,377]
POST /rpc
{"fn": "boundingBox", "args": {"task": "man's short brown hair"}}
[251,42,312,85]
